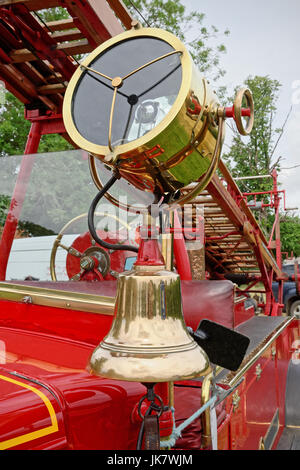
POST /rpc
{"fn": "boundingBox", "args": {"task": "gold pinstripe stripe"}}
[0,374,59,449]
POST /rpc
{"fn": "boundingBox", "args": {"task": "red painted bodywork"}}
[0,278,298,450]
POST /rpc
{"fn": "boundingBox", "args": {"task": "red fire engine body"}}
[0,0,299,452]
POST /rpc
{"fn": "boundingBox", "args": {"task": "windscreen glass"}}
[0,150,146,281]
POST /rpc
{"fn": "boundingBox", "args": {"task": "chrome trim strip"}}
[0,282,115,315]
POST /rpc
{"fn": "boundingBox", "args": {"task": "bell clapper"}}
[138,383,164,419]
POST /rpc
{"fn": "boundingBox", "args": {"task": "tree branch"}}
[269,105,293,160]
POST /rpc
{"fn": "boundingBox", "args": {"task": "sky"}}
[182,0,300,215]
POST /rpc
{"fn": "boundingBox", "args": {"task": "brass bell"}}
[88,260,211,382]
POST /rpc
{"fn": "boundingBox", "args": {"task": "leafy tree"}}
[222,75,283,233]
[0,94,31,157]
[223,75,284,195]
[277,214,300,258]
[0,93,72,157]
[37,6,70,22]
[223,75,299,257]
[0,94,74,156]
[0,194,10,227]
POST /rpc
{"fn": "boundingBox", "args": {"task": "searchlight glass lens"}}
[72,37,182,147]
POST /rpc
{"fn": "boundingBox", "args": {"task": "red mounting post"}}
[134,225,165,267]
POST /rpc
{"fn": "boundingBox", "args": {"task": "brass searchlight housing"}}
[63,27,253,206]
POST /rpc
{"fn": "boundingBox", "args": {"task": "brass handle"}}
[233,88,254,136]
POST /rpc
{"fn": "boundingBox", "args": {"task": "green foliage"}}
[223,75,282,195]
[17,221,56,237]
[36,6,70,23]
[38,133,73,153]
[277,215,300,257]
[0,194,10,226]
[223,75,300,257]
[0,94,31,157]
[0,92,73,156]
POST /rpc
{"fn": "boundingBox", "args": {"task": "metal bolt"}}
[80,256,94,270]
